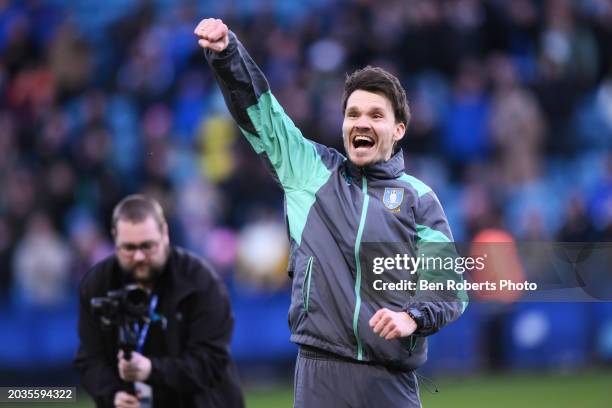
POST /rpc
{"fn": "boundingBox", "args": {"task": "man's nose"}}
[354,115,371,129]
[133,249,146,261]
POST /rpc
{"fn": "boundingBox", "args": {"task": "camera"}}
[91,284,163,359]
[91,284,152,325]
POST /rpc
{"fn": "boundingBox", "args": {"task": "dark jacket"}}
[74,247,244,408]
[204,32,468,372]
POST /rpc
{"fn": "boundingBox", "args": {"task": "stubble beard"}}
[120,246,170,284]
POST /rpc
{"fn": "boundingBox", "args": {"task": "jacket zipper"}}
[352,173,369,360]
[303,256,314,313]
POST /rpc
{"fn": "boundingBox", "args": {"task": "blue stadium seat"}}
[230,290,297,362]
[503,302,589,369]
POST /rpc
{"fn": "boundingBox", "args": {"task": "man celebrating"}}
[195,18,467,407]
[75,195,244,408]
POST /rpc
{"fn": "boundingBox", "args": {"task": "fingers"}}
[119,362,138,381]
[117,353,134,381]
[373,314,391,335]
[380,321,400,340]
[370,308,403,340]
[116,399,140,408]
[193,18,211,36]
[194,18,218,34]
[118,359,127,381]
[194,18,229,52]
[194,18,227,41]
[368,308,385,328]
[369,308,390,333]
[114,391,140,408]
[117,352,150,382]
[198,38,225,53]
[206,24,228,42]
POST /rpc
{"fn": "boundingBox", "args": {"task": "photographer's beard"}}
[119,247,170,285]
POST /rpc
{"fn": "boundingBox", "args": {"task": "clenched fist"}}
[194,18,229,53]
[117,350,151,382]
[369,308,417,340]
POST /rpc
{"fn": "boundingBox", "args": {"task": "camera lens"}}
[123,286,151,317]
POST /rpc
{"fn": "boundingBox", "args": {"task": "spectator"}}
[12,212,72,307]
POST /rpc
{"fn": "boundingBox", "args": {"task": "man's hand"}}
[194,18,229,53]
[369,308,418,340]
[117,350,152,382]
[114,390,140,408]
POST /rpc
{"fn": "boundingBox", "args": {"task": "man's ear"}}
[393,122,406,142]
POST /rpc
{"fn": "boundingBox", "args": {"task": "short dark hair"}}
[342,66,411,126]
[111,194,166,235]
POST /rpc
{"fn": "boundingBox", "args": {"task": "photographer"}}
[74,195,244,408]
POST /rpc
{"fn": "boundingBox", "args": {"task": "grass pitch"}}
[1,370,608,407]
[245,370,611,408]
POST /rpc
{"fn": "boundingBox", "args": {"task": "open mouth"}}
[352,135,376,150]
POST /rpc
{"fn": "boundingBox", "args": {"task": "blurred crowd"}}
[1,0,612,307]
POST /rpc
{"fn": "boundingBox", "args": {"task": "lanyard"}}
[135,294,158,353]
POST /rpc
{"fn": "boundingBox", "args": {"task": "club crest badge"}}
[383,187,404,212]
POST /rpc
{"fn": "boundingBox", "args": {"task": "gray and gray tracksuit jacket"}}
[204,32,468,372]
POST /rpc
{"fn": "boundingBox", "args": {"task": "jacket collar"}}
[345,149,405,180]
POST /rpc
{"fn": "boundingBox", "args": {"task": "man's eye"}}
[142,242,155,250]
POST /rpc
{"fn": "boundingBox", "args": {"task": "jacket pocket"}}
[302,256,314,314]
[408,336,417,355]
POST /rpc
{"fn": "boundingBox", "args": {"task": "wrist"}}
[405,308,424,331]
[213,31,237,59]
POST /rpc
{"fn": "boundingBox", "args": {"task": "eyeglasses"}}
[116,240,161,257]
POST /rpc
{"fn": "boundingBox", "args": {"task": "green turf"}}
[418,371,611,408]
[244,371,612,408]
[1,371,609,407]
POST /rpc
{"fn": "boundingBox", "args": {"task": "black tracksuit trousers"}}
[294,346,422,408]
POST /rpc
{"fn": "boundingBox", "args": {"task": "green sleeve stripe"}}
[243,91,331,245]
[398,173,432,197]
[245,90,329,190]
[414,192,469,313]
[416,224,451,243]
[286,190,324,245]
[416,227,469,313]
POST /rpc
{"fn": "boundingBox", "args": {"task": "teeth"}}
[354,136,374,142]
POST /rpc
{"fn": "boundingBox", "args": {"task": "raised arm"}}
[194,18,332,192]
